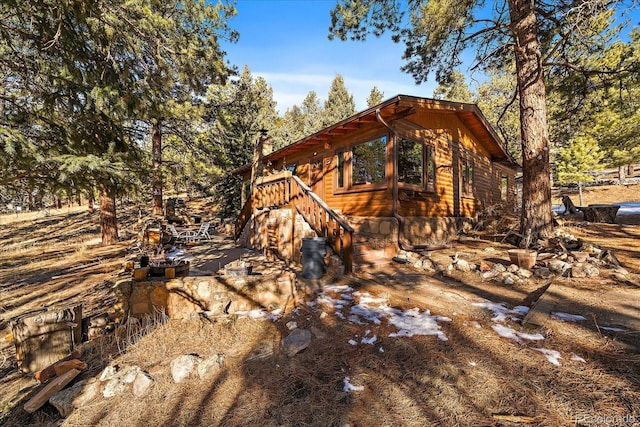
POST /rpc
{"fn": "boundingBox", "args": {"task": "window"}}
[352,135,387,185]
[336,151,345,188]
[287,162,298,175]
[501,174,508,200]
[462,158,474,195]
[426,145,436,192]
[398,138,423,186]
[398,138,436,192]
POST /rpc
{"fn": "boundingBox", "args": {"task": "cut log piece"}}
[35,348,84,383]
[522,284,558,329]
[24,368,81,413]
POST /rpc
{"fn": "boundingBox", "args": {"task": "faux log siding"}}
[492,164,517,208]
[258,108,514,219]
[322,123,394,217]
[395,112,495,218]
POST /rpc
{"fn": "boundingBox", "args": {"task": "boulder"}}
[281,328,312,357]
[171,354,202,383]
[132,371,155,398]
[197,355,224,380]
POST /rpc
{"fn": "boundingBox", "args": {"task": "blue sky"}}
[222,0,440,114]
[221,1,640,116]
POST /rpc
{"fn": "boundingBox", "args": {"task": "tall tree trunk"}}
[151,119,164,216]
[99,183,118,245]
[508,0,553,247]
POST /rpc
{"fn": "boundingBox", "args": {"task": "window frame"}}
[334,133,389,193]
[461,156,475,196]
[397,136,436,193]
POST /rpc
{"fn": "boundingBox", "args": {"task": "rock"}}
[503,275,515,286]
[103,377,128,398]
[455,258,472,272]
[132,371,154,398]
[572,251,589,262]
[492,263,507,273]
[584,245,602,257]
[413,260,423,269]
[197,355,224,380]
[547,259,571,274]
[171,354,202,383]
[585,266,600,277]
[479,261,492,272]
[99,365,118,382]
[281,328,312,357]
[99,366,141,397]
[507,264,519,273]
[74,378,100,407]
[49,380,86,417]
[517,269,533,279]
[483,247,496,253]
[535,267,552,278]
[571,263,599,278]
[420,258,435,271]
[119,365,141,383]
[286,321,298,330]
[482,270,500,279]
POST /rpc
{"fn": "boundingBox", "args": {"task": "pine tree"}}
[329,0,635,246]
[432,71,474,102]
[323,75,356,127]
[555,134,604,205]
[366,86,385,107]
[206,66,279,217]
[302,91,324,135]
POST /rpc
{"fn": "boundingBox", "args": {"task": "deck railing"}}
[234,172,353,273]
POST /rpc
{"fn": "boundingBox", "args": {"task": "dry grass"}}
[1,190,639,427]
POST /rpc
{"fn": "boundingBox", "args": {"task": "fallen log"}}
[24,368,81,413]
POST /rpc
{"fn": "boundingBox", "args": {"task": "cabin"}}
[232,95,519,274]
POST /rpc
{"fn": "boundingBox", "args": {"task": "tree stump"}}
[10,304,82,373]
[581,205,620,223]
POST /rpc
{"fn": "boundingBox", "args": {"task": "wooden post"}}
[343,231,353,274]
[291,203,297,264]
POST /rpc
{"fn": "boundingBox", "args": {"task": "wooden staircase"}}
[235,172,354,274]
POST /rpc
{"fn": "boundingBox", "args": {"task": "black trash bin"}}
[301,237,326,279]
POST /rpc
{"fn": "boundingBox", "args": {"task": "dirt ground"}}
[1,185,639,426]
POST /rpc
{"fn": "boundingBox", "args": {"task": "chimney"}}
[251,128,272,184]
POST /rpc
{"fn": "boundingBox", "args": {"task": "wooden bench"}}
[578,204,620,223]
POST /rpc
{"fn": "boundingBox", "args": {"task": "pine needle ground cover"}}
[0,185,639,426]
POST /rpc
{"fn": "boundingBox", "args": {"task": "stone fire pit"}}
[148,259,190,277]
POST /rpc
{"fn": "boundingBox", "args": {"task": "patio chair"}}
[191,222,212,242]
[173,221,212,244]
[166,224,192,244]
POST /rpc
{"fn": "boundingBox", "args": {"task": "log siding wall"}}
[249,108,516,220]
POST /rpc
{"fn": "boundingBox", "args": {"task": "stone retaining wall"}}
[237,208,317,263]
[112,272,296,322]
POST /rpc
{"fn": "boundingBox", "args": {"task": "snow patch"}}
[534,348,562,366]
[343,377,364,392]
[551,312,586,322]
[473,302,529,322]
[571,354,586,363]
[492,324,544,344]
